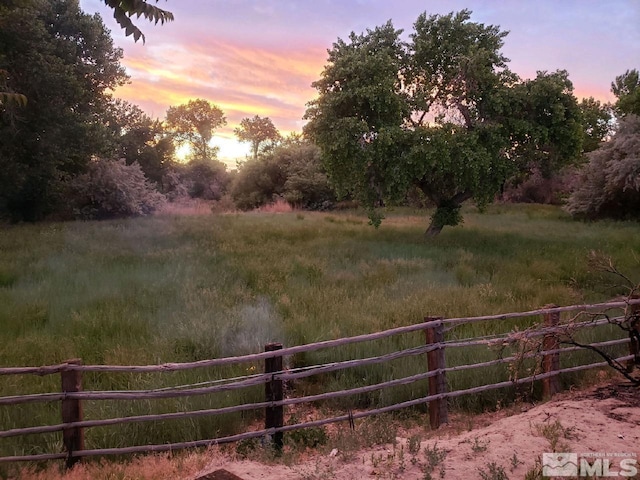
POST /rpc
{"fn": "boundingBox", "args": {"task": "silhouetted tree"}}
[234,115,281,160]
[165,99,226,162]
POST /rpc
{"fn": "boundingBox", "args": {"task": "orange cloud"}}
[110,37,326,166]
[112,38,326,134]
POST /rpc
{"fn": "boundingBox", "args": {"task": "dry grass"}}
[256,198,294,213]
[156,198,213,216]
[11,449,214,480]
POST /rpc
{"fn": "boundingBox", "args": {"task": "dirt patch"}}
[193,383,640,480]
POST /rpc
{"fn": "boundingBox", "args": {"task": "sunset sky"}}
[80,0,640,166]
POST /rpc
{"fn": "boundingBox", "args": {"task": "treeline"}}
[0,0,334,222]
[1,2,639,227]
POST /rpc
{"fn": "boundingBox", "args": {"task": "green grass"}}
[1,204,639,458]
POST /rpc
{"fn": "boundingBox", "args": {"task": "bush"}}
[500,167,578,205]
[161,167,190,201]
[69,158,166,219]
[565,115,640,219]
[185,159,230,200]
[164,160,231,201]
[231,140,335,210]
[282,146,335,210]
[231,156,286,210]
[210,194,236,213]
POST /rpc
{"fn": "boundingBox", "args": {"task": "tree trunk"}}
[424,219,444,237]
[418,187,470,237]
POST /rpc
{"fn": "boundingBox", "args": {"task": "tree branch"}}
[560,338,639,386]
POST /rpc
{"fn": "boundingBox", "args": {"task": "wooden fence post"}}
[61,359,84,468]
[425,318,448,429]
[628,300,640,372]
[264,343,283,450]
[542,305,560,399]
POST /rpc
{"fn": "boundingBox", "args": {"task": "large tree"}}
[304,10,583,236]
[0,0,128,221]
[611,69,640,117]
[234,115,281,160]
[0,0,172,105]
[579,97,613,153]
[104,99,175,186]
[165,99,226,162]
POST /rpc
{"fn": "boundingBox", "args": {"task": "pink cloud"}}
[112,37,326,134]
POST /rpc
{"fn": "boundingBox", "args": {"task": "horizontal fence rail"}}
[2,299,637,377]
[1,299,638,466]
[12,337,635,441]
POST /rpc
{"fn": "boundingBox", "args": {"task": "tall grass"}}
[1,204,638,459]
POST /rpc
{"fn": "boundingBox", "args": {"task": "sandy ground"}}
[192,383,640,480]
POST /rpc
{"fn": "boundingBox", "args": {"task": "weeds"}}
[408,434,422,463]
[358,415,398,447]
[510,452,523,471]
[287,426,328,450]
[331,428,360,463]
[422,442,447,479]
[235,437,260,459]
[295,457,337,480]
[479,462,509,480]
[524,458,543,480]
[535,420,577,452]
[471,436,489,453]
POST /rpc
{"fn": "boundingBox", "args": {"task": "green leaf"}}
[104,0,174,43]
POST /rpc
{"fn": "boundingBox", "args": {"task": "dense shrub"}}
[69,158,166,219]
[500,167,579,205]
[231,156,286,210]
[163,159,231,201]
[161,167,190,201]
[231,140,335,210]
[565,115,640,219]
[282,147,335,210]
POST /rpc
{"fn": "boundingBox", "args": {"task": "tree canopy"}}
[165,98,226,162]
[611,69,640,117]
[0,0,129,221]
[234,115,281,159]
[0,0,173,107]
[304,10,583,235]
[104,99,175,186]
[579,97,613,153]
[0,69,26,108]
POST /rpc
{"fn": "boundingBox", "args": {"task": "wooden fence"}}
[1,299,639,467]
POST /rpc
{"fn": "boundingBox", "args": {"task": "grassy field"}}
[1,204,639,459]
